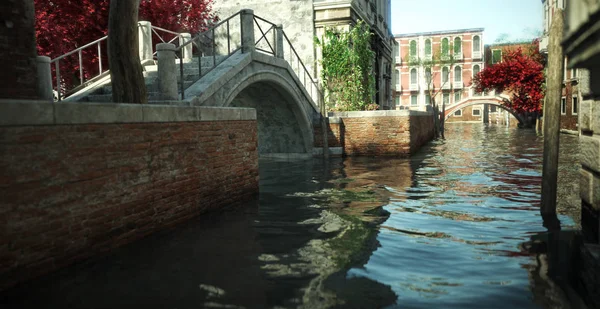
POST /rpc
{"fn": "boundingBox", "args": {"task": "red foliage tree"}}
[472,41,545,113]
[35,0,217,92]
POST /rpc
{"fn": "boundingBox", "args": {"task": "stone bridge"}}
[443,95,525,124]
[68,9,321,159]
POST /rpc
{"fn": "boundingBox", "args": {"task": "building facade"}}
[540,0,579,132]
[211,0,394,109]
[392,28,485,119]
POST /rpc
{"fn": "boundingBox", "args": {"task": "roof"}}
[394,28,485,38]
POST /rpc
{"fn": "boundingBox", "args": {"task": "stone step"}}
[100,80,194,95]
[86,91,182,103]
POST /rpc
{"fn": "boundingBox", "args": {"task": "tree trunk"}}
[540,9,563,230]
[108,0,147,103]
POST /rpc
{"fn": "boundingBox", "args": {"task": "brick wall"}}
[0,102,259,290]
[0,0,38,99]
[313,121,342,148]
[317,111,434,157]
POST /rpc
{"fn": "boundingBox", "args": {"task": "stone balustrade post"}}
[36,56,53,101]
[240,9,255,53]
[138,21,153,63]
[156,43,178,100]
[179,33,193,63]
[275,24,284,59]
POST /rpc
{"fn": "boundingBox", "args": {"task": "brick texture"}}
[315,115,434,156]
[0,120,259,289]
[0,0,38,99]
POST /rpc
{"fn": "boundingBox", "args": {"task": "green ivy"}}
[315,21,376,111]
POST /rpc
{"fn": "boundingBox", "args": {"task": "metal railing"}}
[50,36,108,101]
[150,25,185,59]
[175,11,243,100]
[253,15,276,56]
[281,30,321,105]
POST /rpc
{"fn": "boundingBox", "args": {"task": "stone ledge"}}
[0,100,256,126]
[328,110,432,118]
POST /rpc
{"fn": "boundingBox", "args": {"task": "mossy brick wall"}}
[313,122,343,148]
[318,111,434,156]
[0,108,259,290]
[0,0,38,99]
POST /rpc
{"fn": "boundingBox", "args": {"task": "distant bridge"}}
[444,96,524,124]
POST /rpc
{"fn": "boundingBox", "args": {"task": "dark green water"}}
[0,123,580,309]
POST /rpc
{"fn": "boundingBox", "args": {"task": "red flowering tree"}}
[472,41,545,113]
[35,0,217,92]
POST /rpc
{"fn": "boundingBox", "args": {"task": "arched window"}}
[454,66,462,82]
[410,68,417,84]
[473,64,480,77]
[394,70,400,86]
[454,37,462,55]
[425,68,432,84]
[473,35,481,53]
[410,40,417,57]
[442,67,449,83]
[441,38,449,55]
[425,39,432,58]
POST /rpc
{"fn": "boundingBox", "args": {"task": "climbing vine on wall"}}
[316,21,376,111]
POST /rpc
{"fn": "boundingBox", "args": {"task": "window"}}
[561,97,566,115]
[395,96,400,106]
[425,68,432,84]
[472,108,481,116]
[454,109,462,116]
[410,68,418,85]
[454,66,462,82]
[441,38,449,56]
[394,45,400,58]
[410,40,417,57]
[490,105,497,113]
[425,94,431,105]
[425,39,432,58]
[573,96,578,115]
[473,64,480,77]
[454,37,462,55]
[443,93,449,105]
[395,70,400,87]
[492,49,502,64]
[410,94,418,106]
[442,67,449,83]
[473,35,481,54]
[454,91,461,102]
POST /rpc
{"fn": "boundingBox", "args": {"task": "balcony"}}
[454,52,463,60]
[409,83,419,91]
[473,51,482,59]
[395,84,402,92]
[394,56,401,64]
[453,81,463,89]
[442,82,451,90]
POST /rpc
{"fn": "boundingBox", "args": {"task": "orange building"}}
[392,28,484,114]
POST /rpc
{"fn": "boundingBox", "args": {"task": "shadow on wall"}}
[229,82,311,156]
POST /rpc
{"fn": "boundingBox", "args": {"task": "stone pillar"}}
[36,56,53,101]
[179,33,193,63]
[156,43,178,100]
[482,104,489,124]
[275,24,284,59]
[0,0,38,99]
[138,21,153,63]
[240,9,255,53]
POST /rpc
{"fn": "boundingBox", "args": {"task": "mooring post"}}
[541,9,564,229]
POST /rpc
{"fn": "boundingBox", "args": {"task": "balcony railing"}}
[454,52,463,60]
[454,81,463,89]
[409,83,419,91]
[395,84,402,92]
[442,82,451,90]
[473,51,482,59]
[395,56,401,64]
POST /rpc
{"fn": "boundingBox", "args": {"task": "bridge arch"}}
[444,96,524,124]
[223,70,315,158]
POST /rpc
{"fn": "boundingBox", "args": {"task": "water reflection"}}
[348,123,578,309]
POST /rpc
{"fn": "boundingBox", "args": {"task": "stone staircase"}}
[74,55,228,103]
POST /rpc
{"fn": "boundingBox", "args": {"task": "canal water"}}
[0,123,580,309]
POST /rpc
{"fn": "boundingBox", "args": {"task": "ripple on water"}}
[347,124,576,309]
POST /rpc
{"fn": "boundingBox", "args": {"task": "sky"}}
[390,0,543,44]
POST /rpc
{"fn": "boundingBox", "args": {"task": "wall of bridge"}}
[314,110,434,157]
[0,100,259,290]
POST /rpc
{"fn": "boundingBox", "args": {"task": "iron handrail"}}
[281,31,322,105]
